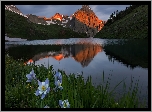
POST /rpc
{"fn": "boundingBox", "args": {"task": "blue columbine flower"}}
[26,68,37,82]
[55,80,63,90]
[59,99,70,108]
[35,78,50,99]
[54,72,63,90]
[54,72,62,83]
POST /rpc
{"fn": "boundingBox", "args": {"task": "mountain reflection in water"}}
[24,43,103,68]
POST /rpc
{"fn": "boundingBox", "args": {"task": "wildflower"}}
[59,99,70,108]
[54,72,62,83]
[44,105,50,108]
[26,68,36,82]
[54,72,63,90]
[55,80,63,90]
[35,78,50,99]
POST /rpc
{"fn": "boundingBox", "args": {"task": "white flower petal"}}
[44,90,47,94]
[39,91,43,94]
[42,82,45,85]
[38,86,42,90]
[57,80,61,86]
[45,84,48,88]
[66,102,69,106]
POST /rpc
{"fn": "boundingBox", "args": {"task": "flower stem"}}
[40,99,43,108]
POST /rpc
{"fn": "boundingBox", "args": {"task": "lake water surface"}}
[5,38,148,106]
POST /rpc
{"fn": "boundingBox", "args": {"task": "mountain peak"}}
[80,5,93,13]
[5,5,28,18]
[82,5,90,9]
[72,5,104,32]
[82,5,90,8]
[51,13,63,21]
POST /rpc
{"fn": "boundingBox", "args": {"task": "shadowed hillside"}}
[94,5,148,39]
[5,10,87,40]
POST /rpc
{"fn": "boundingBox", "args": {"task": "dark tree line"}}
[105,5,142,26]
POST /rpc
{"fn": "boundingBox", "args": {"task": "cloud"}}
[15,5,130,21]
[90,5,110,20]
[90,5,130,20]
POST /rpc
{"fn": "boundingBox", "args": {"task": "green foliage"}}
[5,55,146,108]
[94,5,148,39]
[5,10,87,40]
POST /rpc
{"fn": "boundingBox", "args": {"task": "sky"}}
[16,5,130,21]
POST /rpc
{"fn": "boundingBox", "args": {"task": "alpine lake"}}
[5,38,148,107]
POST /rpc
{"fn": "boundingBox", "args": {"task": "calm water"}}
[5,38,148,105]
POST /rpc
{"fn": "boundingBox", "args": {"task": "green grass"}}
[5,55,146,108]
[94,5,148,39]
[5,10,87,40]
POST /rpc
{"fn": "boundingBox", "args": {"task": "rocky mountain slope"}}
[72,5,104,31]
[5,5,27,18]
[65,5,105,37]
[26,14,48,25]
[41,5,106,37]
[40,13,72,28]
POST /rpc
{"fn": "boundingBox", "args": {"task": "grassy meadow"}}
[5,54,147,108]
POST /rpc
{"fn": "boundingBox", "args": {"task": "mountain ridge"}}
[5,5,106,37]
[5,5,28,18]
[5,9,87,40]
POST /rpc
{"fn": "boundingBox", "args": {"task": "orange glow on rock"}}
[53,54,64,61]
